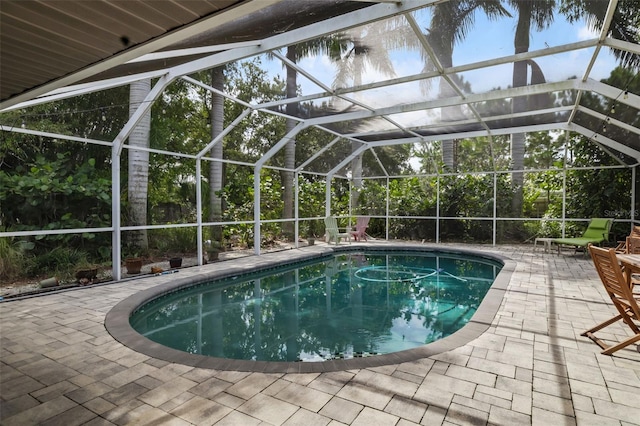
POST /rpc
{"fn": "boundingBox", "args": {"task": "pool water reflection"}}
[130,251,501,362]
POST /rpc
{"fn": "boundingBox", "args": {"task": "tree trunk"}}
[510,4,531,216]
[350,52,365,213]
[282,45,298,240]
[209,67,224,245]
[510,132,526,214]
[351,142,363,212]
[442,141,455,171]
[128,79,151,251]
[432,29,459,172]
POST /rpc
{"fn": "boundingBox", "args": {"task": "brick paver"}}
[1,243,639,425]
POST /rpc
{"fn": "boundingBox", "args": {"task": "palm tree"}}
[209,67,224,247]
[420,0,509,171]
[282,45,298,241]
[280,37,348,239]
[508,0,640,216]
[561,0,640,69]
[332,22,397,212]
[508,0,555,216]
[128,79,151,252]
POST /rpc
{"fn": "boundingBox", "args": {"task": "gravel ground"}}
[0,241,301,300]
[0,255,213,299]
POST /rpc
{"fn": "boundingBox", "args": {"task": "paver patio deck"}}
[1,243,639,425]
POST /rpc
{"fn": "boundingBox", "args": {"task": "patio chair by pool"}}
[614,226,640,253]
[552,218,612,255]
[627,236,640,293]
[350,216,370,241]
[324,216,351,245]
[582,244,640,355]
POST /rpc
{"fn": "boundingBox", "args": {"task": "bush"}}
[0,238,26,282]
[537,215,562,238]
[149,227,197,254]
[25,246,88,278]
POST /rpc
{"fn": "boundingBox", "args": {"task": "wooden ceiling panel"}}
[0,0,244,103]
[3,4,117,54]
[2,19,106,64]
[108,1,195,30]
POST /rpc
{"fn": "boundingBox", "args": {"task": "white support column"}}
[294,171,299,247]
[196,159,203,265]
[253,123,307,255]
[385,177,390,241]
[324,174,333,243]
[493,172,497,246]
[111,142,121,281]
[110,74,172,281]
[348,179,352,221]
[436,176,440,243]
[254,167,261,256]
[325,175,333,218]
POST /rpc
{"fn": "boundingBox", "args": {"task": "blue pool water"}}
[130,251,501,362]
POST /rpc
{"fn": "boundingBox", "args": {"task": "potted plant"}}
[75,265,98,284]
[307,220,318,245]
[125,257,142,274]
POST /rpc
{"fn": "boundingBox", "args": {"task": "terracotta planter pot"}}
[75,267,98,281]
[125,257,142,274]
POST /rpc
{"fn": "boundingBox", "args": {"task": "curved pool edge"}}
[105,243,514,373]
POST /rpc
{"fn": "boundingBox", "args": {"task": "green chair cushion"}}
[552,237,605,247]
[552,218,612,247]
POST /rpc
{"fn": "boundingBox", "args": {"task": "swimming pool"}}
[106,245,513,372]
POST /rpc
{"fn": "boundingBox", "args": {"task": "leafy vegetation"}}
[0,55,637,283]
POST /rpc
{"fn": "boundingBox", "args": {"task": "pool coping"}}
[105,243,514,373]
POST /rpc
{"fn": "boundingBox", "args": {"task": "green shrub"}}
[149,227,197,254]
[538,215,562,238]
[25,246,88,278]
[0,238,27,282]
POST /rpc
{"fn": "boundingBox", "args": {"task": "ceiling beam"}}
[570,123,640,162]
[576,105,640,137]
[0,0,284,110]
[167,0,438,80]
[301,80,577,127]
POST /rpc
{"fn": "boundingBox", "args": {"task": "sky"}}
[252,3,622,172]
[261,4,618,99]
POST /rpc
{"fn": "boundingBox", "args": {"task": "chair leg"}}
[581,313,624,337]
[601,333,640,355]
[581,313,640,354]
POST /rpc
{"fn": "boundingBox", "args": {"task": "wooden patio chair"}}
[627,236,640,254]
[614,226,640,253]
[324,216,351,245]
[626,236,640,292]
[582,244,640,355]
[350,216,370,241]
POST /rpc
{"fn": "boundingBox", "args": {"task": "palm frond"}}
[562,0,640,69]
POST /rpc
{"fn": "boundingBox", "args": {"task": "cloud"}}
[577,24,598,41]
